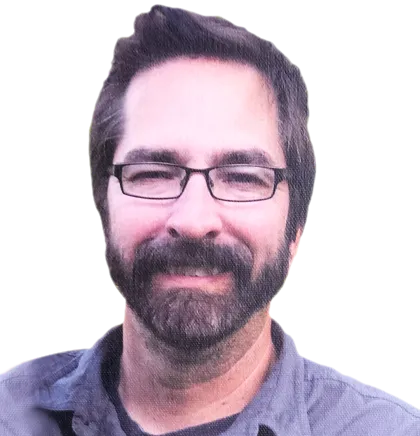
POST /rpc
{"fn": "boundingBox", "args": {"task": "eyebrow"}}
[120,147,276,167]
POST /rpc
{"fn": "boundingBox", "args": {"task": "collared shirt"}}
[1,322,419,436]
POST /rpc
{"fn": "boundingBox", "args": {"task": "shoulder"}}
[0,351,84,434]
[303,359,420,435]
[0,350,83,401]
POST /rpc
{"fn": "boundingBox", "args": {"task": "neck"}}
[118,305,276,435]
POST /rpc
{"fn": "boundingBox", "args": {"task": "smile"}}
[167,267,223,277]
[153,270,233,293]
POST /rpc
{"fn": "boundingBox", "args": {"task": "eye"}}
[127,170,175,182]
[229,173,263,183]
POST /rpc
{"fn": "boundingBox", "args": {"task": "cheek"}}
[227,202,288,279]
[225,193,289,269]
[239,211,280,244]
[111,209,153,247]
[107,181,168,259]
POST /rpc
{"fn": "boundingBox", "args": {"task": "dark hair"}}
[89,5,316,242]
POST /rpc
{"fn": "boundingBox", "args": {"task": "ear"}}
[288,227,302,266]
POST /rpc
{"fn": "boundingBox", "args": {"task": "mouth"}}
[152,267,233,293]
[166,267,224,277]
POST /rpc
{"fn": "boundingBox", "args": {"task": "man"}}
[1,5,419,436]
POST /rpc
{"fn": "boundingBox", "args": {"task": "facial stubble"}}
[106,237,290,351]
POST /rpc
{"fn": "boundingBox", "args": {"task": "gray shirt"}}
[1,322,419,435]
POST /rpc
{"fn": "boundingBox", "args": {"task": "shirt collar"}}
[245,321,312,436]
[36,322,311,436]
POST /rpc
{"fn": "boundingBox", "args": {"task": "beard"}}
[106,236,290,351]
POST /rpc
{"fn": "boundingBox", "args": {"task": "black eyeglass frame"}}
[109,162,293,203]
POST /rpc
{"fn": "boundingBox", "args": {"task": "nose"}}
[165,172,222,240]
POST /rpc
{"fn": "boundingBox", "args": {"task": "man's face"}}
[106,58,293,349]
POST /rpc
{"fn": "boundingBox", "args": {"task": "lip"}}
[153,272,233,293]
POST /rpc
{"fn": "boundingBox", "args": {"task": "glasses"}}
[109,163,292,202]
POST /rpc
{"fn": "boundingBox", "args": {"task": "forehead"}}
[115,58,284,166]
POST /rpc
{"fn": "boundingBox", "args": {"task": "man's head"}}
[89,6,315,350]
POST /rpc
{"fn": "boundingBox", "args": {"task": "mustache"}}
[132,238,253,278]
